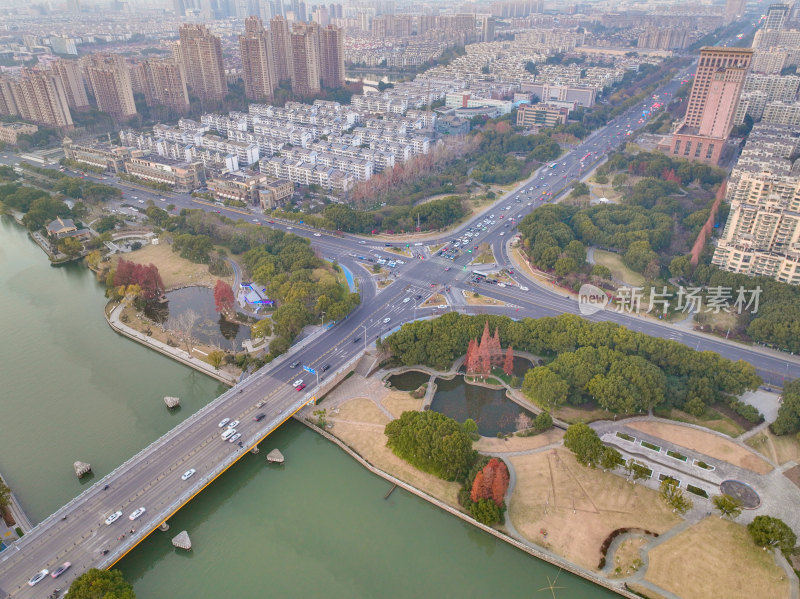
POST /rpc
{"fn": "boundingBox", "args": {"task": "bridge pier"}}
[159,522,170,532]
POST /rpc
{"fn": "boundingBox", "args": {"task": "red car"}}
[295,383,306,391]
[268,220,275,223]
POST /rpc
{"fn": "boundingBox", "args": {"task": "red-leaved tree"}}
[114,260,165,300]
[490,328,503,366]
[213,279,235,314]
[503,346,514,376]
[470,458,509,507]
[465,338,478,374]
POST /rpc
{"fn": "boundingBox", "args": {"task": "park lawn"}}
[627,421,772,474]
[329,400,461,505]
[464,291,506,307]
[592,249,645,287]
[507,448,681,571]
[382,390,424,420]
[112,242,232,290]
[652,406,745,438]
[473,427,563,453]
[587,181,623,203]
[377,279,394,289]
[644,517,790,599]
[746,428,800,465]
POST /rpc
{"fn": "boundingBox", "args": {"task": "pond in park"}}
[430,376,536,437]
[387,370,431,391]
[144,286,251,350]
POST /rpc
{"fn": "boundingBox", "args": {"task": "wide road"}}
[6,23,795,595]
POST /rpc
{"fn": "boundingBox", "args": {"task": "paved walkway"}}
[107,302,239,385]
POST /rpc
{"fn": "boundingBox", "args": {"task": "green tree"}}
[600,446,622,470]
[712,494,742,519]
[384,411,476,481]
[624,240,658,274]
[68,568,136,599]
[771,379,800,436]
[563,423,605,468]
[469,497,502,525]
[0,478,9,509]
[523,367,568,410]
[208,350,225,370]
[462,418,478,437]
[659,479,692,515]
[57,236,83,257]
[533,410,553,432]
[747,515,797,556]
[625,458,651,483]
[669,255,691,279]
[251,319,272,340]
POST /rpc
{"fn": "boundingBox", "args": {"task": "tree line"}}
[384,313,761,416]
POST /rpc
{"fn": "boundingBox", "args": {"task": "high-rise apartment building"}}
[85,54,137,122]
[290,22,321,95]
[52,58,89,110]
[178,24,228,103]
[0,70,74,128]
[481,15,496,42]
[712,168,800,282]
[172,0,186,17]
[668,47,753,164]
[270,16,294,83]
[67,0,80,13]
[240,16,277,102]
[143,59,190,113]
[318,25,344,89]
[765,3,789,30]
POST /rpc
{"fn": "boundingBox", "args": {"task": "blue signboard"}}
[303,365,316,375]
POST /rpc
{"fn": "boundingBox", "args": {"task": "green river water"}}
[0,217,618,598]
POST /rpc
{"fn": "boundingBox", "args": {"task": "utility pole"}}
[362,323,367,352]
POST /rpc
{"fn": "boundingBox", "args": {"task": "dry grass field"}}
[329,399,461,505]
[382,391,424,419]
[112,243,232,290]
[746,429,800,465]
[473,428,563,453]
[507,448,680,570]
[644,517,790,599]
[592,249,645,287]
[421,293,446,308]
[608,536,647,578]
[464,292,507,306]
[627,421,772,474]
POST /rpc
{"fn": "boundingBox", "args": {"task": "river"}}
[0,217,617,598]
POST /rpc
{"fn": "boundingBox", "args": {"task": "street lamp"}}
[320,311,326,330]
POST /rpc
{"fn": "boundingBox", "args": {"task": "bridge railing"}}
[8,324,334,552]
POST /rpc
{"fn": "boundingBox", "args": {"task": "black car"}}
[254,413,266,422]
[321,364,331,372]
[353,336,361,343]
[290,361,300,368]
[415,295,421,300]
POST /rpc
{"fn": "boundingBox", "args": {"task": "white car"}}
[358,240,366,244]
[403,297,411,303]
[520,286,529,291]
[414,242,422,246]
[292,379,303,387]
[218,418,231,428]
[227,420,240,429]
[28,570,49,587]
[497,283,506,287]
[181,468,196,481]
[159,198,166,202]
[383,317,391,324]
[437,304,447,309]
[229,433,242,444]
[499,232,506,236]
[313,233,321,237]
[104,511,123,525]
[252,219,259,223]
[129,507,146,521]
[286,226,293,230]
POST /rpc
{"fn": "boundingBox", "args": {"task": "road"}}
[5,24,794,596]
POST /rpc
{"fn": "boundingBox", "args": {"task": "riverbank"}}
[106,302,238,385]
[294,414,640,599]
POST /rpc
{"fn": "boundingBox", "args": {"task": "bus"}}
[549,162,557,169]
[581,153,592,162]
